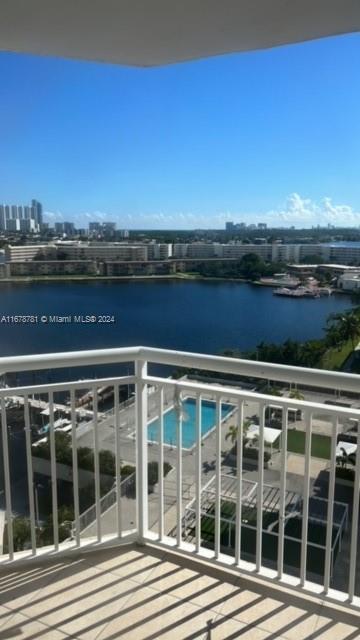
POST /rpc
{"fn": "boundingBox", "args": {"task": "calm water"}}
[0,280,354,358]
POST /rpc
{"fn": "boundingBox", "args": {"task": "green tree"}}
[12,517,31,551]
[238,253,266,280]
[225,419,251,445]
[326,309,360,349]
[35,431,73,466]
[288,388,304,400]
[39,505,74,546]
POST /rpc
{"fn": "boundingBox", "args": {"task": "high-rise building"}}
[55,222,75,236]
[31,199,43,226]
[0,199,43,232]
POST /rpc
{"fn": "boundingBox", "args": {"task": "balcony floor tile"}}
[1,543,360,640]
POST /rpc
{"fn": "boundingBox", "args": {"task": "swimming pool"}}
[147,397,235,449]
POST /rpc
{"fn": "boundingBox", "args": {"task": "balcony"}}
[1,346,360,638]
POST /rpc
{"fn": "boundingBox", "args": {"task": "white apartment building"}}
[5,244,56,262]
[222,243,272,260]
[146,243,172,260]
[187,243,217,258]
[337,272,360,291]
[8,260,97,277]
[272,244,301,263]
[5,241,360,267]
[328,245,360,265]
[173,243,189,258]
[55,243,148,262]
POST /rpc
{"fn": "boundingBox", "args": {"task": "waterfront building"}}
[8,260,97,277]
[328,245,360,265]
[4,244,56,262]
[5,241,360,270]
[56,242,149,262]
[337,272,360,291]
[147,243,172,260]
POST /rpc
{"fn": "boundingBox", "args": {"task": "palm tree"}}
[288,387,304,421]
[225,424,238,445]
[326,310,360,350]
[225,419,251,445]
[341,311,360,349]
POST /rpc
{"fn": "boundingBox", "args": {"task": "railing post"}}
[135,359,148,541]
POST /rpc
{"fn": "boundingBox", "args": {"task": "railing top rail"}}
[139,346,360,395]
[144,374,360,420]
[0,345,359,394]
[0,375,136,397]
[0,346,140,373]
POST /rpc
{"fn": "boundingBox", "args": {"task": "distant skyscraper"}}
[31,199,43,226]
[89,222,101,232]
[0,199,43,232]
[55,221,75,236]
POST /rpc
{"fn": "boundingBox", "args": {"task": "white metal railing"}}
[73,472,136,536]
[0,346,360,609]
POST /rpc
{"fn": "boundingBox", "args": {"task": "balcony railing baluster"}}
[70,388,80,547]
[195,392,202,553]
[256,402,266,572]
[277,406,288,580]
[215,398,222,560]
[235,399,244,566]
[324,417,338,594]
[158,386,164,541]
[114,382,122,539]
[49,390,59,551]
[300,409,312,587]
[135,359,148,540]
[92,385,101,543]
[176,391,183,547]
[24,394,37,555]
[1,395,13,560]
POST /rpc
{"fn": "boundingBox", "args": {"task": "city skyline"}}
[0,33,359,229]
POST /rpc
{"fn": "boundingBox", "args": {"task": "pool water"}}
[147,397,235,449]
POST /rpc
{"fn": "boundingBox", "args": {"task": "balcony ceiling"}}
[0,1,360,67]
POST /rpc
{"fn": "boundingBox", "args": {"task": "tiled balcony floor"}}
[0,544,360,640]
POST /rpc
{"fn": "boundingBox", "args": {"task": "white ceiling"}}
[0,0,359,67]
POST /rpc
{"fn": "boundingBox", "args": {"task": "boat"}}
[273,287,321,298]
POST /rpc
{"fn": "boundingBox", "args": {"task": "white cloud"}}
[44,194,360,229]
[265,193,360,227]
[44,210,63,221]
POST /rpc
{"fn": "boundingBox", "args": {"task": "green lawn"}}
[321,338,354,371]
[286,430,331,459]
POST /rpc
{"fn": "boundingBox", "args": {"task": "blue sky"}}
[0,33,359,229]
